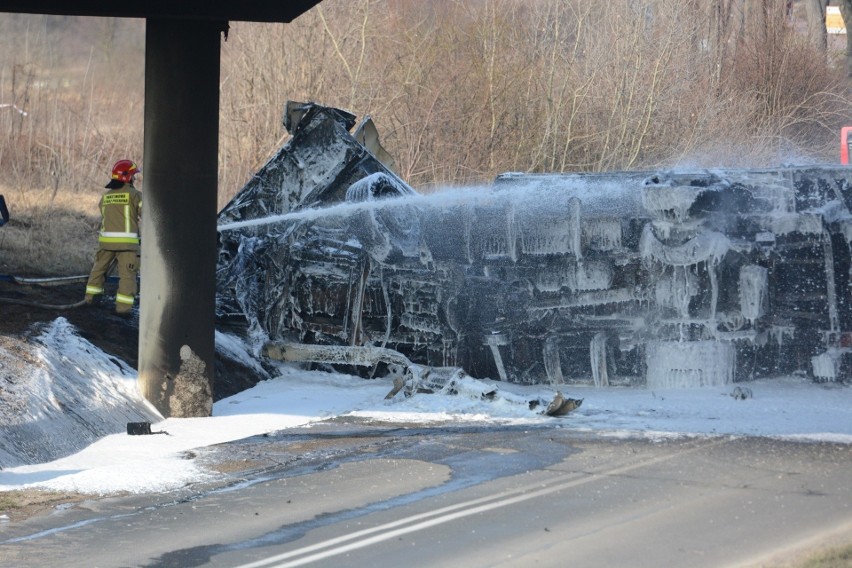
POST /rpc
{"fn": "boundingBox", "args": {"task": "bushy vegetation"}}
[799,543,852,568]
[1,0,852,275]
[219,0,852,195]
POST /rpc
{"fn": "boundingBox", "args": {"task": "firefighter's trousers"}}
[85,249,139,314]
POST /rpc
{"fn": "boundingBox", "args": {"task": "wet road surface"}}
[2,421,851,567]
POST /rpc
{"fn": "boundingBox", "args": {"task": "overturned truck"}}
[217,102,852,388]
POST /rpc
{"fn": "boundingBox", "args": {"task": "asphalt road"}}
[1,422,851,568]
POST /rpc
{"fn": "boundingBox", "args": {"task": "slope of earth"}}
[0,278,267,401]
[0,278,275,520]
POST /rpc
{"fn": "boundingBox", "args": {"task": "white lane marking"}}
[237,438,722,568]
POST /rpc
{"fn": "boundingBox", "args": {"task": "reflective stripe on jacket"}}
[98,183,142,250]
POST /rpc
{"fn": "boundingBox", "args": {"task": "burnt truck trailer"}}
[216,102,852,388]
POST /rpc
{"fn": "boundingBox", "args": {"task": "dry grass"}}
[797,544,852,568]
[218,0,852,192]
[0,184,100,276]
[2,1,852,276]
[0,489,94,522]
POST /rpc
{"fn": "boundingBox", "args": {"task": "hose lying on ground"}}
[0,274,90,285]
[0,296,87,310]
[0,274,102,310]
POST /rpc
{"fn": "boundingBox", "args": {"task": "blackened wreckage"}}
[216,102,852,389]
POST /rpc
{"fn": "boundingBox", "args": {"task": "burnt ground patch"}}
[0,279,265,402]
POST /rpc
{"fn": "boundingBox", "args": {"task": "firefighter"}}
[84,159,142,316]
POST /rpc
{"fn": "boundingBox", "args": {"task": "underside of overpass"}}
[0,1,322,417]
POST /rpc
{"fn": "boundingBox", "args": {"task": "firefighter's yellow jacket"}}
[98,183,142,251]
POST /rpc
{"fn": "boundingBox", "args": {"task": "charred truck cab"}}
[217,102,852,388]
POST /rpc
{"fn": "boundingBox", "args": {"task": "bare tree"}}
[3,1,852,206]
[837,0,852,75]
[805,0,829,52]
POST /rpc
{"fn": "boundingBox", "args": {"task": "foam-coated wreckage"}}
[217,102,852,388]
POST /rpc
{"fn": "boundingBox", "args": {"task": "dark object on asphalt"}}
[217,102,852,388]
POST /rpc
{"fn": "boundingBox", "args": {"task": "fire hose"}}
[0,198,131,310]
[0,274,118,310]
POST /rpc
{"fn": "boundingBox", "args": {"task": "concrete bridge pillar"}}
[138,18,224,417]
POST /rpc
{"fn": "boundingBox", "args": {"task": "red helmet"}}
[110,159,140,183]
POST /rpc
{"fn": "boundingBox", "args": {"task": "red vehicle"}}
[841,126,852,164]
